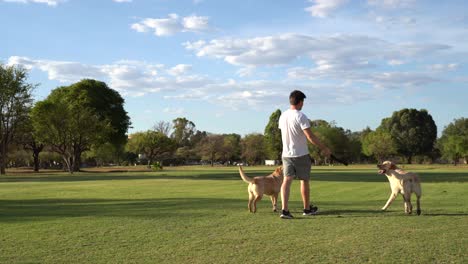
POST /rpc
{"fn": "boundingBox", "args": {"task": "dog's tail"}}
[238,166,254,184]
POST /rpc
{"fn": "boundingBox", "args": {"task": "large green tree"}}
[127,131,177,167]
[17,115,44,172]
[438,118,468,165]
[31,79,130,172]
[362,130,397,162]
[171,117,196,147]
[196,134,225,166]
[220,133,241,163]
[0,64,35,174]
[308,120,350,164]
[31,94,108,173]
[67,79,130,148]
[264,109,282,161]
[380,108,437,164]
[241,133,266,165]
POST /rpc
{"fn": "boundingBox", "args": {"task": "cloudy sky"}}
[2,0,467,136]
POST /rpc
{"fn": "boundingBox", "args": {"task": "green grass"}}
[0,165,467,263]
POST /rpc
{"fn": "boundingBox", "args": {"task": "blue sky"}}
[2,0,467,136]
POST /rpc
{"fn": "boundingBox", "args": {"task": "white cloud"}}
[131,14,211,36]
[113,0,131,2]
[167,64,192,76]
[367,0,416,9]
[163,107,185,115]
[305,0,349,18]
[184,33,451,68]
[2,0,64,6]
[7,56,211,97]
[287,64,439,90]
[6,55,447,111]
[8,56,105,82]
[428,63,459,72]
[373,15,416,26]
[182,15,210,32]
[236,66,255,77]
[388,59,405,65]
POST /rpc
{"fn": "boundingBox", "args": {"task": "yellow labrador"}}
[377,161,422,215]
[238,166,283,213]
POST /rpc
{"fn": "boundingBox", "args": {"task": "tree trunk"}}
[407,155,413,164]
[73,152,81,172]
[31,143,44,172]
[62,153,76,174]
[0,144,7,175]
[0,156,5,175]
[33,151,40,172]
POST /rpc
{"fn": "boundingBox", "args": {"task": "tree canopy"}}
[31,79,129,173]
[264,109,282,161]
[0,64,35,174]
[362,130,397,162]
[171,117,196,147]
[438,118,468,164]
[127,130,177,166]
[380,108,437,164]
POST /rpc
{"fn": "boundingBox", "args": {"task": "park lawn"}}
[0,165,467,263]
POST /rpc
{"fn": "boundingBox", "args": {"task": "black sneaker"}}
[280,210,294,219]
[303,205,319,216]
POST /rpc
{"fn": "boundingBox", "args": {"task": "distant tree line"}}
[1,64,467,174]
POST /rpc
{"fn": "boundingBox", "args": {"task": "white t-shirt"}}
[278,109,311,157]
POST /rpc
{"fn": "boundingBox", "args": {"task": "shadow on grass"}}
[0,198,246,222]
[0,170,467,183]
[311,171,468,183]
[2,198,466,222]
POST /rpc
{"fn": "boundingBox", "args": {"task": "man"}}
[278,90,332,219]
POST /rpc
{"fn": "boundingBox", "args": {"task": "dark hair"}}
[289,90,306,105]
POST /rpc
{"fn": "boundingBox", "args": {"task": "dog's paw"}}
[417,209,421,215]
[381,208,387,211]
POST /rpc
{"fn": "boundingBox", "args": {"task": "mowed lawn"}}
[0,165,467,264]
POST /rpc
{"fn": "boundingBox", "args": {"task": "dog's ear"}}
[390,163,397,170]
[274,166,283,175]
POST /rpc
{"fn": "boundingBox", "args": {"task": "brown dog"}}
[377,161,422,215]
[238,166,283,213]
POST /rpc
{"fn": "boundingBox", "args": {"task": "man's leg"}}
[281,176,294,211]
[301,180,310,209]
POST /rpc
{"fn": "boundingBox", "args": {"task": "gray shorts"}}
[282,155,312,180]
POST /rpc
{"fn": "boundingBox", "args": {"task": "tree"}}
[87,142,123,167]
[264,109,282,161]
[380,109,437,164]
[196,134,225,166]
[171,117,196,147]
[0,64,35,174]
[308,120,350,164]
[438,118,468,165]
[220,133,241,164]
[31,79,130,172]
[127,131,177,167]
[153,121,172,137]
[31,95,109,173]
[241,133,266,165]
[362,130,397,162]
[66,79,130,150]
[17,116,44,172]
[349,127,374,163]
